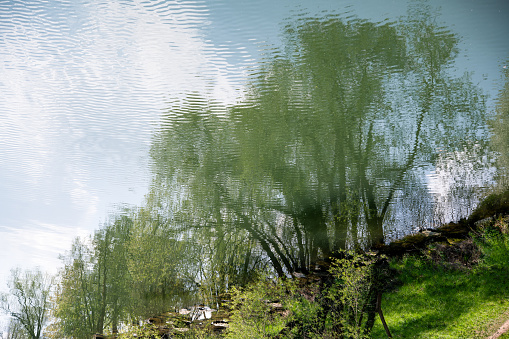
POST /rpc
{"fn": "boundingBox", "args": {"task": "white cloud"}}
[427,144,497,221]
[0,220,90,316]
[0,0,249,304]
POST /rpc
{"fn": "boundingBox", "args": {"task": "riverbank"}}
[229,188,509,338]
[371,239,509,338]
[371,188,509,338]
[116,189,509,338]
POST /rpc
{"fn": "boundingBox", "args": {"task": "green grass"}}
[370,256,509,338]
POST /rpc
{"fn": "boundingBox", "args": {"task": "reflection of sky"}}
[0,0,508,329]
[0,0,249,312]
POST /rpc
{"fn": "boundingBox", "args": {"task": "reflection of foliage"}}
[49,9,490,329]
[51,211,201,336]
[127,208,198,318]
[148,7,487,287]
[430,141,496,222]
[491,63,509,188]
[47,7,494,335]
[52,237,106,339]
[0,268,52,339]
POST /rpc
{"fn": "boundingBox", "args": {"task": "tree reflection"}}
[491,61,509,188]
[149,8,487,279]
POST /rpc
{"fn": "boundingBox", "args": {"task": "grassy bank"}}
[371,212,509,338]
[118,191,509,338]
[371,255,509,338]
[221,212,509,338]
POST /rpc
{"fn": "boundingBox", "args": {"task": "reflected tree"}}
[126,207,199,318]
[52,215,133,337]
[52,237,103,339]
[51,210,206,336]
[149,96,271,292]
[0,268,53,339]
[149,8,487,280]
[491,61,509,188]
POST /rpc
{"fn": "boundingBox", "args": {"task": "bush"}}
[225,277,296,339]
[475,216,509,269]
[326,252,377,339]
[224,252,394,338]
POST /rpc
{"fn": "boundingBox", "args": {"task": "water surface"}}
[0,0,508,327]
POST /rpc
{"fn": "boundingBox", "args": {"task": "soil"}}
[488,311,509,339]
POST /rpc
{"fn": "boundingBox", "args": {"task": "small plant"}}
[117,323,161,338]
[475,216,509,269]
[225,277,296,339]
[326,252,376,339]
[284,294,323,338]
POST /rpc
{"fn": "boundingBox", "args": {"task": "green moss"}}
[469,189,509,223]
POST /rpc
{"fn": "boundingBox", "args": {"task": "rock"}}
[179,308,191,315]
[174,327,189,332]
[211,320,229,332]
[292,272,306,278]
[419,229,441,237]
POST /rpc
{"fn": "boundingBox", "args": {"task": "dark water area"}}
[1,0,508,330]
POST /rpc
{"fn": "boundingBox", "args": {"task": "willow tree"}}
[148,96,270,295]
[149,9,486,278]
[491,61,509,188]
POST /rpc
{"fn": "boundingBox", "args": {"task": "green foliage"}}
[52,237,103,339]
[371,252,509,338]
[285,296,323,338]
[0,267,53,339]
[474,216,509,269]
[326,252,377,339]
[225,253,387,339]
[52,215,135,337]
[146,6,488,290]
[127,208,198,318]
[49,6,495,338]
[225,277,296,339]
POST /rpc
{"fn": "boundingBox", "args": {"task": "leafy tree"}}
[52,215,133,338]
[148,7,487,279]
[491,60,509,188]
[126,207,199,318]
[52,237,101,338]
[148,98,271,296]
[0,267,53,339]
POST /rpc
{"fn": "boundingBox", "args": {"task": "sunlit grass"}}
[371,256,509,338]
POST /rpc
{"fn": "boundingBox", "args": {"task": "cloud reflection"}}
[0,0,247,306]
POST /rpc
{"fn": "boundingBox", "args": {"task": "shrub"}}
[225,277,295,339]
[475,216,509,269]
[326,252,376,339]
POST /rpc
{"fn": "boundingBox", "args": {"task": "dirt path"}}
[488,318,509,339]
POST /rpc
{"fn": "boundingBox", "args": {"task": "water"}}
[0,0,508,328]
